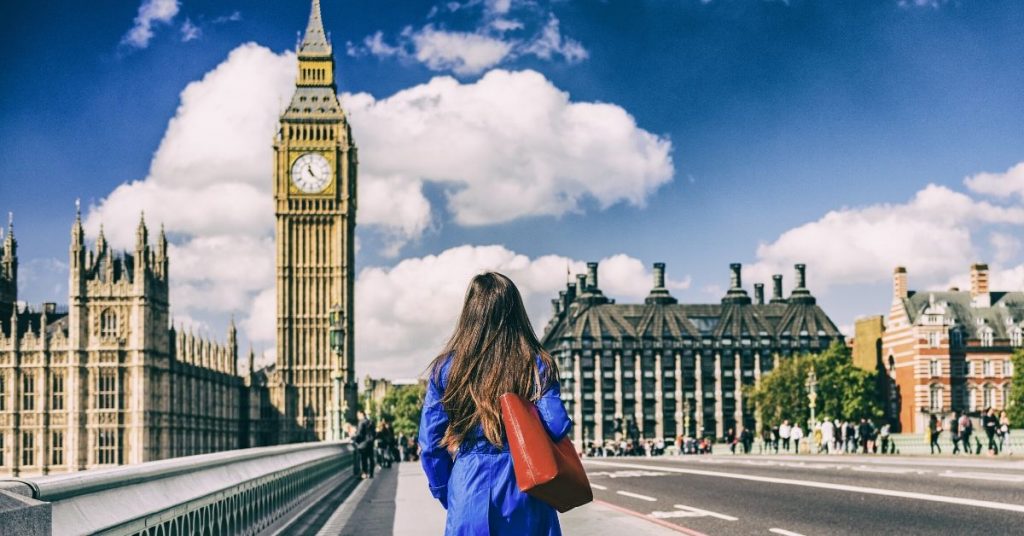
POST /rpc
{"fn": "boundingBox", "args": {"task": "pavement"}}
[313,453,1024,535]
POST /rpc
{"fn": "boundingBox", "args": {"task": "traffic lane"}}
[588,456,1024,506]
[584,463,1024,536]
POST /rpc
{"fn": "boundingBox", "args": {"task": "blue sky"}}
[2,0,1024,378]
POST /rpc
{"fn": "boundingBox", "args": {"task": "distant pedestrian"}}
[858,418,871,454]
[741,427,754,454]
[928,414,942,454]
[999,411,1011,454]
[727,428,737,454]
[959,413,973,455]
[820,419,835,454]
[949,412,961,455]
[419,272,571,535]
[813,423,823,453]
[355,410,376,478]
[791,424,804,454]
[780,420,792,452]
[983,408,999,455]
[879,423,892,454]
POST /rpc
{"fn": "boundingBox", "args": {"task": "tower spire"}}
[300,0,330,55]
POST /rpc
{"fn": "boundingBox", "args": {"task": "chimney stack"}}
[576,274,587,295]
[586,262,599,291]
[794,264,807,289]
[970,263,989,298]
[754,283,765,305]
[771,275,784,302]
[729,263,742,290]
[893,266,908,300]
[653,262,666,289]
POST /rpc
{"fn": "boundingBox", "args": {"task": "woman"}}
[998,411,1010,454]
[419,272,571,536]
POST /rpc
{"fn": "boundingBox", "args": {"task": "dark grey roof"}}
[902,290,1024,339]
[299,0,331,56]
[282,87,344,121]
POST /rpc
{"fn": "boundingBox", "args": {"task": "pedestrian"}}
[779,420,792,452]
[949,412,961,455]
[727,427,737,454]
[858,418,871,454]
[742,427,754,454]
[377,420,396,468]
[355,410,376,478]
[879,422,891,454]
[791,423,804,454]
[983,408,999,455]
[419,272,571,535]
[813,423,823,453]
[820,418,834,454]
[999,411,1011,454]
[928,414,942,454]
[959,412,973,455]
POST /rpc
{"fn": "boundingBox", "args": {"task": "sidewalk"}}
[321,461,687,535]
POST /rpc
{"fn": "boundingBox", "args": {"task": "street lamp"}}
[806,369,818,429]
[329,304,347,441]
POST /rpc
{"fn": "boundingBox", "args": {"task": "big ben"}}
[272,0,356,442]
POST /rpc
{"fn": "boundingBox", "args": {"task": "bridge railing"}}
[0,441,355,536]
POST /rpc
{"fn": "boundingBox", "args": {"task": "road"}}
[582,454,1024,535]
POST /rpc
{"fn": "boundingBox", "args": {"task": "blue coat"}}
[419,356,573,536]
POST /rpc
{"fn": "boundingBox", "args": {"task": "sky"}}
[2,0,1024,380]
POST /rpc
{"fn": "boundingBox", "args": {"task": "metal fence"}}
[0,441,354,536]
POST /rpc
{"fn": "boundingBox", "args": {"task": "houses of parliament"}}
[0,0,357,476]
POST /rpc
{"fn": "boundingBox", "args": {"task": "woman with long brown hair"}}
[419,272,571,535]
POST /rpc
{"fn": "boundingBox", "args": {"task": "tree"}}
[378,383,427,439]
[1009,350,1024,427]
[747,343,885,428]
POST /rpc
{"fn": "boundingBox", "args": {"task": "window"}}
[951,331,963,348]
[984,360,993,377]
[21,432,34,466]
[1012,329,1023,347]
[22,373,35,411]
[929,360,941,377]
[929,384,943,411]
[0,373,5,411]
[927,332,940,347]
[96,429,118,465]
[51,431,64,466]
[96,369,118,410]
[51,372,64,411]
[100,309,118,339]
[996,360,1005,377]
[981,329,994,347]
[969,387,978,411]
[967,360,975,377]
[0,433,4,467]
[983,384,994,409]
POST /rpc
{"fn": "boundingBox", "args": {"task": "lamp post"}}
[329,304,347,440]
[806,369,818,429]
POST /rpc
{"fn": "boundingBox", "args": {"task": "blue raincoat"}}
[419,356,572,536]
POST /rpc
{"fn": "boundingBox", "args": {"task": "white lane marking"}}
[589,470,671,478]
[584,460,1024,514]
[591,483,608,490]
[939,471,1024,483]
[769,529,805,536]
[616,490,657,502]
[672,503,737,521]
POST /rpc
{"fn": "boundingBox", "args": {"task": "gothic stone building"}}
[0,214,261,476]
[883,264,1017,433]
[541,262,844,444]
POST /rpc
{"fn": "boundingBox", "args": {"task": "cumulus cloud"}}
[521,15,588,63]
[121,0,180,49]
[180,19,201,42]
[355,245,690,379]
[745,184,1024,292]
[344,69,673,228]
[411,25,515,75]
[963,162,1024,200]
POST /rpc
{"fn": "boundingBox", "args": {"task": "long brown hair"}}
[428,272,557,449]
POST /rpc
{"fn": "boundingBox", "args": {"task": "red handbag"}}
[499,392,593,513]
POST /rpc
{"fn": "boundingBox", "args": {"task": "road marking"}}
[616,490,657,501]
[591,483,608,490]
[769,529,805,536]
[589,469,671,478]
[671,504,737,520]
[594,499,710,536]
[939,471,1024,483]
[584,460,1024,514]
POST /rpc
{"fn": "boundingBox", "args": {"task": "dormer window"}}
[981,329,994,347]
[1012,328,1023,347]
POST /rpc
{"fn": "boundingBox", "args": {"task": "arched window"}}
[983,383,994,409]
[100,309,118,339]
[969,387,978,411]
[929,384,943,411]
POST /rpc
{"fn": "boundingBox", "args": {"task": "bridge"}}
[1,434,1022,535]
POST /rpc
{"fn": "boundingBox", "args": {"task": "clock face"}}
[291,153,332,194]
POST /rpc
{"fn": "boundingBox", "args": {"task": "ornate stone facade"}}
[541,262,845,444]
[0,213,257,476]
[268,0,358,443]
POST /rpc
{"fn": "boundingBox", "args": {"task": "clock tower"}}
[272,0,357,442]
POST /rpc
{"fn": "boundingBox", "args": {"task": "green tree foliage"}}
[373,383,427,438]
[746,343,885,428]
[1009,350,1024,427]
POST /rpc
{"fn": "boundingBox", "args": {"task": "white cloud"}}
[411,25,515,75]
[343,69,673,228]
[963,162,1024,200]
[355,245,690,379]
[990,232,1022,265]
[121,0,180,49]
[521,15,588,64]
[180,19,201,42]
[745,184,1024,292]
